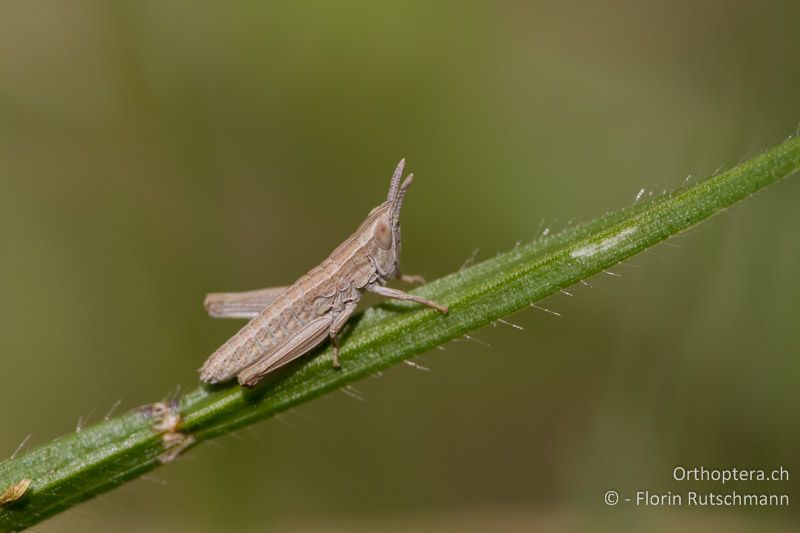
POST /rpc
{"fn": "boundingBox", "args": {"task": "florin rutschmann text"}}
[603,466,790,508]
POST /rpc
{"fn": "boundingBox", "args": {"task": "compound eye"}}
[373,216,392,249]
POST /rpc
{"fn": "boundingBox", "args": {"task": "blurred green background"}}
[1,1,799,531]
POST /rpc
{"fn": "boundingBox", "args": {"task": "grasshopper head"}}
[366,159,413,279]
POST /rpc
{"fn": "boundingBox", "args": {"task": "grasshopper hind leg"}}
[204,286,288,319]
[237,315,332,387]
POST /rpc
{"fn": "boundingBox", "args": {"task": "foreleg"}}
[329,301,358,368]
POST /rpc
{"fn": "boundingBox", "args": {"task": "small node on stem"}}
[0,478,32,505]
[146,401,196,464]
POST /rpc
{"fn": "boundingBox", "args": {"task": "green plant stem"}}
[2,136,799,532]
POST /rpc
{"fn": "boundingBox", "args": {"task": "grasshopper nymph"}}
[200,160,448,387]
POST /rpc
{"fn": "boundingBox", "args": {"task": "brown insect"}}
[200,159,448,387]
